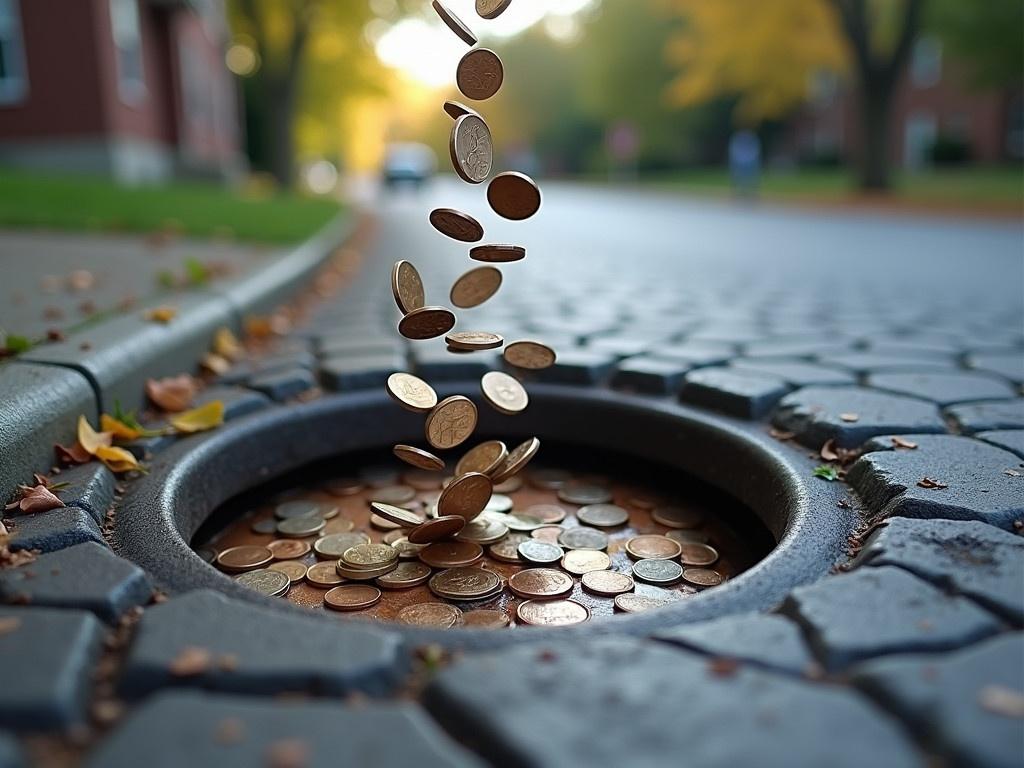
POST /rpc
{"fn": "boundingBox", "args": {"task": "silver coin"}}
[250,518,278,534]
[557,527,609,551]
[652,505,705,529]
[314,532,371,559]
[484,493,513,513]
[557,482,612,505]
[274,500,321,520]
[276,514,325,538]
[456,516,510,544]
[234,568,290,597]
[517,539,564,565]
[632,558,684,585]
[576,503,629,528]
[503,513,545,532]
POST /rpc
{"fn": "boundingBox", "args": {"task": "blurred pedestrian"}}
[728,129,761,200]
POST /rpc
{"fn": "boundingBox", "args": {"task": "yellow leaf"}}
[145,306,177,324]
[169,401,224,434]
[100,414,142,441]
[77,415,113,456]
[95,445,142,473]
[213,327,244,361]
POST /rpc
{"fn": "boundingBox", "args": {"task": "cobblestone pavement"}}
[0,180,1022,766]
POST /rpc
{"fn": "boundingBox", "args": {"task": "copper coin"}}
[430,208,483,242]
[488,532,529,563]
[443,99,479,120]
[666,529,712,545]
[455,440,508,476]
[476,0,512,20]
[525,504,567,523]
[491,437,540,483]
[314,532,370,559]
[437,472,493,522]
[508,568,573,599]
[561,549,611,576]
[431,0,476,45]
[450,267,502,309]
[336,560,399,580]
[446,331,504,351]
[469,244,525,263]
[393,444,445,472]
[626,492,659,510]
[682,568,724,588]
[480,371,528,414]
[516,599,590,627]
[267,539,311,560]
[558,482,612,505]
[408,515,466,544]
[274,500,320,520]
[397,602,464,628]
[530,526,564,545]
[456,516,509,544]
[234,568,290,597]
[425,395,478,450]
[250,518,277,534]
[419,540,484,569]
[390,260,424,314]
[429,566,501,599]
[625,535,682,560]
[386,372,438,413]
[632,558,684,585]
[487,171,541,220]
[449,114,493,183]
[306,561,345,588]
[576,503,629,528]
[558,527,608,551]
[652,505,705,529]
[679,543,720,566]
[581,570,634,597]
[324,584,381,612]
[322,517,356,535]
[267,560,307,584]
[370,512,404,531]
[324,478,363,496]
[276,515,325,538]
[375,561,432,590]
[369,502,423,528]
[216,545,273,573]
[613,593,671,614]
[398,306,456,340]
[462,609,510,628]
[457,47,503,100]
[503,340,556,370]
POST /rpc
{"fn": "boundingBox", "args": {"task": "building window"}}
[0,0,28,104]
[910,37,942,89]
[110,0,145,104]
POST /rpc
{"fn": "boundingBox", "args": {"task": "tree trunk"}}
[857,75,894,191]
[264,79,296,187]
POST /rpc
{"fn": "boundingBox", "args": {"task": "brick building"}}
[0,0,244,183]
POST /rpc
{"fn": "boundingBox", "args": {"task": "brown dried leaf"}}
[145,374,198,412]
[819,439,840,462]
[891,436,918,450]
[768,428,796,441]
[168,646,212,677]
[266,740,309,768]
[17,484,65,513]
[707,657,741,678]
[213,327,244,361]
[0,617,21,635]
[917,477,949,490]
[55,441,92,465]
[200,352,231,376]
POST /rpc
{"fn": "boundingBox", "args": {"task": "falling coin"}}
[437,472,493,521]
[469,244,525,263]
[480,371,528,415]
[393,444,446,472]
[682,568,724,588]
[503,340,556,370]
[376,561,432,590]
[516,599,590,627]
[446,331,504,351]
[216,545,273,573]
[314,532,371,559]
[517,539,563,565]
[391,260,425,314]
[487,171,541,220]
[652,505,705,530]
[408,515,467,544]
[398,306,457,340]
[267,560,307,585]
[306,562,345,589]
[476,0,512,19]
[369,502,424,528]
[508,568,573,599]
[558,527,609,551]
[561,549,611,576]
[456,47,503,100]
[581,570,634,597]
[679,543,720,567]
[491,437,540,483]
[449,113,493,183]
[386,372,438,413]
[324,584,382,612]
[419,541,484,569]
[430,208,483,242]
[488,532,529,563]
[558,482,612,505]
[632,558,684,585]
[450,266,502,309]
[431,0,477,46]
[455,440,508,476]
[425,395,478,450]
[576,503,629,528]
[443,99,479,120]
[625,535,682,561]
[234,568,290,597]
[267,539,311,560]
[397,602,464,628]
[462,609,510,628]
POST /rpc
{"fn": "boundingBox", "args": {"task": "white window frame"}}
[109,0,146,106]
[910,37,942,90]
[0,0,29,105]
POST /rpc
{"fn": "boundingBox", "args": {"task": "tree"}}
[927,0,1024,89]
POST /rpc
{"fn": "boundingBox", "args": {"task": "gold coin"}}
[391,260,424,314]
[516,599,589,627]
[397,602,464,628]
[450,267,502,309]
[324,584,381,612]
[491,437,540,483]
[679,542,719,566]
[430,208,483,242]
[267,560,307,584]
[469,244,525,263]
[429,566,502,600]
[508,568,573,599]
[342,543,398,568]
[488,532,529,563]
[431,0,476,45]
[425,395,478,450]
[234,568,290,597]
[369,502,423,528]
[487,171,541,221]
[456,48,503,100]
[314,532,370,559]
[476,0,512,20]
[462,609,510,628]
[455,440,508,476]
[398,306,457,340]
[682,568,724,588]
[437,472,493,521]
[443,99,479,120]
[216,545,273,573]
[408,515,467,544]
[386,372,438,413]
[445,331,504,351]
[625,535,682,561]
[306,561,345,588]
[418,541,484,569]
[581,570,634,597]
[561,549,611,576]
[652,505,705,529]
[266,539,311,560]
[613,593,671,614]
[375,561,432,590]
[503,341,556,370]
[393,444,446,472]
[480,371,528,414]
[449,114,493,183]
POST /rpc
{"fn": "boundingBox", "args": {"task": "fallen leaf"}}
[68,269,95,292]
[839,412,859,423]
[813,465,840,482]
[168,646,212,677]
[145,374,198,412]
[891,436,918,450]
[917,477,948,490]
[768,428,796,441]
[77,415,113,455]
[0,617,21,635]
[170,400,224,434]
[820,439,840,462]
[101,414,142,441]
[978,685,1024,718]
[55,441,92,465]
[94,445,142,474]
[265,739,309,768]
[707,657,741,678]
[214,327,244,361]
[5,484,65,514]
[200,352,231,376]
[144,306,177,324]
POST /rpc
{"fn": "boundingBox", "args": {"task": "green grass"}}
[648,166,1024,209]
[0,170,343,243]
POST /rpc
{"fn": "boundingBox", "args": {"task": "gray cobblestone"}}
[52,463,116,524]
[247,367,317,401]
[4,505,105,553]
[680,367,790,419]
[946,399,1024,433]
[868,371,1016,407]
[976,429,1024,458]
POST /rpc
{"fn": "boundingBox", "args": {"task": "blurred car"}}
[382,143,437,188]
